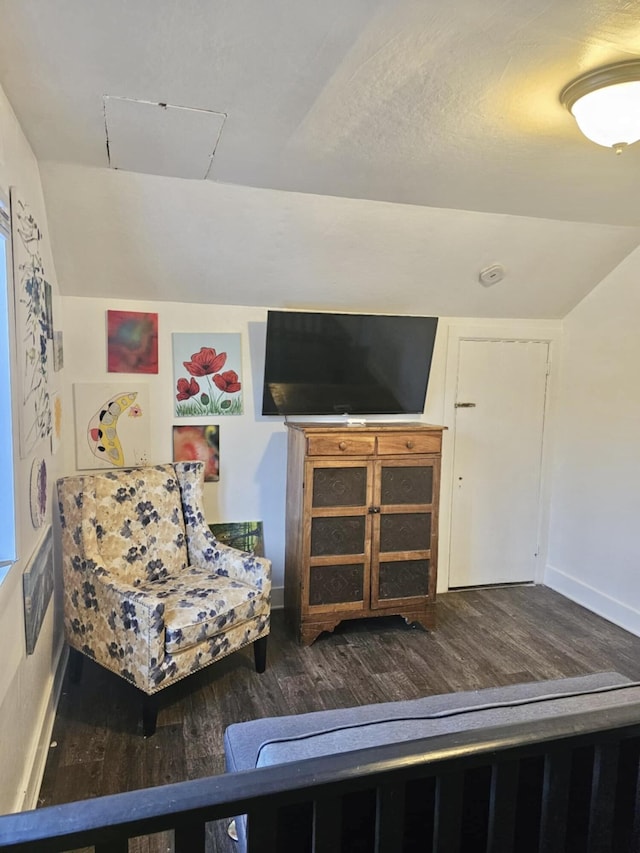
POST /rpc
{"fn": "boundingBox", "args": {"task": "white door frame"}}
[438,319,562,593]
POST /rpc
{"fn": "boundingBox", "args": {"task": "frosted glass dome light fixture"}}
[560,60,640,154]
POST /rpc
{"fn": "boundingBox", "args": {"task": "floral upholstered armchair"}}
[57,461,271,735]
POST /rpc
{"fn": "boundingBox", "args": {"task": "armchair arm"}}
[188,535,272,591]
[205,542,272,591]
[174,459,272,593]
[63,558,166,692]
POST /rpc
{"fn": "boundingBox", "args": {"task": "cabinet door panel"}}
[378,559,431,600]
[371,457,437,609]
[311,516,367,557]
[312,466,367,508]
[309,563,365,606]
[380,465,433,505]
[379,512,431,553]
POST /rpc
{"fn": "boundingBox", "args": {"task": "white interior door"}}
[449,339,549,587]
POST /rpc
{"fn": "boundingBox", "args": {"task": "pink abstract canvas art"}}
[107,310,159,374]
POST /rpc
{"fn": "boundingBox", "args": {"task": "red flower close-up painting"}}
[172,425,220,481]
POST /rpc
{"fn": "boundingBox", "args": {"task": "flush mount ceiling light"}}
[560,59,640,153]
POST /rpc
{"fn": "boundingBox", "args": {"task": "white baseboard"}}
[271,585,284,609]
[545,564,640,638]
[21,643,68,812]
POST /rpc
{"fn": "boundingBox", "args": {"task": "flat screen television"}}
[261,310,439,416]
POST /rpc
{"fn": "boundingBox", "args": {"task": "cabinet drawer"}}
[307,435,376,456]
[377,433,441,455]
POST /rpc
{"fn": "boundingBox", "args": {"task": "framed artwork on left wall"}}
[53,330,64,372]
[10,187,52,456]
[23,526,54,655]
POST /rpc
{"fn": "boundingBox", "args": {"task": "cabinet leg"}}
[299,619,343,646]
[402,608,436,632]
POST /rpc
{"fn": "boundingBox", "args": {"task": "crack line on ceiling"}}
[102,96,112,168]
[203,112,227,180]
[102,95,227,179]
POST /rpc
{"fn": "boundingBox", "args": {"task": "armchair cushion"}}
[134,566,267,654]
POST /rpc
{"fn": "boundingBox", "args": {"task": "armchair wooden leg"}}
[68,648,84,684]
[142,693,158,738]
[253,635,268,674]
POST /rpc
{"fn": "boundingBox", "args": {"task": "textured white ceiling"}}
[1,0,640,225]
[2,0,640,315]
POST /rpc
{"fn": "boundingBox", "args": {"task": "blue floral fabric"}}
[57,462,271,694]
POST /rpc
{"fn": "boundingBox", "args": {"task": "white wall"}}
[60,296,453,599]
[61,297,290,598]
[546,245,640,635]
[0,85,65,814]
[60,299,561,603]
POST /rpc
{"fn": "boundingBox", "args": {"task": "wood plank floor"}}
[37,586,640,852]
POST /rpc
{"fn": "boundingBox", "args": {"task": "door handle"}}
[368,506,381,514]
[455,402,476,408]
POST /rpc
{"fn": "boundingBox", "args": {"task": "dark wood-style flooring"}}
[38,586,640,851]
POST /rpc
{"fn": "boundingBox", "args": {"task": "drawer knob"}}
[338,441,347,451]
[406,440,414,449]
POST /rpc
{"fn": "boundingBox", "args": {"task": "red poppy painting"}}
[176,377,200,401]
[213,370,241,393]
[107,310,159,374]
[172,333,243,416]
[183,347,227,376]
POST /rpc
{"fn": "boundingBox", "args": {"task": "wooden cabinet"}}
[284,422,445,645]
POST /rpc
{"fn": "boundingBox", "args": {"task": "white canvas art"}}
[172,332,243,416]
[10,188,52,456]
[73,383,151,470]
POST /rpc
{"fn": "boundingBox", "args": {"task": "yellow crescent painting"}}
[87,391,138,467]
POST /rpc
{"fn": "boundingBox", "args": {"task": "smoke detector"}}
[478,263,505,287]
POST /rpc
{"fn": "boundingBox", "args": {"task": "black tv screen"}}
[262,310,439,416]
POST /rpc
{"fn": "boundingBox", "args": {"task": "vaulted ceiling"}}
[1,0,639,316]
